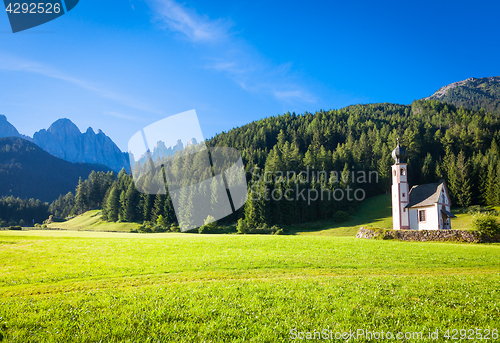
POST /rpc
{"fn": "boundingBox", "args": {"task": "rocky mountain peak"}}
[426,76,500,114]
[47,118,81,137]
[0,115,30,140]
[32,119,129,172]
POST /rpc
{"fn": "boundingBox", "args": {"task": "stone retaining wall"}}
[356,227,500,243]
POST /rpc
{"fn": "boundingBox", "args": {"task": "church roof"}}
[406,181,446,208]
[391,139,407,164]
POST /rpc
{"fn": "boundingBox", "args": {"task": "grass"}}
[450,212,474,231]
[0,231,499,342]
[46,210,141,232]
[292,194,393,236]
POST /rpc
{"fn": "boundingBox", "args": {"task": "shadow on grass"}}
[288,194,392,237]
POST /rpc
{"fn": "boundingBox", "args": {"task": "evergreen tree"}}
[74,178,86,215]
[123,182,140,222]
[104,185,120,222]
[151,193,165,223]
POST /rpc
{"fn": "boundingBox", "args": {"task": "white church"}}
[391,140,456,230]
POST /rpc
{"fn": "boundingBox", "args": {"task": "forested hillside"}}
[48,100,500,230]
[0,137,112,202]
[207,100,500,218]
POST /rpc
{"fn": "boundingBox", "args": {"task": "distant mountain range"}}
[32,119,129,172]
[0,137,112,202]
[0,115,31,141]
[426,76,500,114]
[0,115,129,172]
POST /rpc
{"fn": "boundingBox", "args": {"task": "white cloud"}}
[147,0,231,43]
[146,0,317,105]
[0,53,162,115]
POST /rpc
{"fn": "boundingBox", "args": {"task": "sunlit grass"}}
[46,210,141,232]
[0,232,499,341]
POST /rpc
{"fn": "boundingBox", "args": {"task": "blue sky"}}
[0,0,499,151]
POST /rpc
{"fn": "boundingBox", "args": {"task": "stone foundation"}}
[356,227,500,243]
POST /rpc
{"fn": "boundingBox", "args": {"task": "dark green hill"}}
[0,137,112,202]
[426,76,500,114]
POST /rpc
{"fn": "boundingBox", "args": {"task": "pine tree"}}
[123,182,140,222]
[142,193,154,223]
[151,193,165,223]
[421,153,434,184]
[74,178,86,215]
[104,185,120,222]
[164,192,177,225]
[454,151,472,208]
[377,145,392,193]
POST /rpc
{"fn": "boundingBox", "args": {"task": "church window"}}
[394,170,396,176]
[402,193,405,198]
[400,168,406,176]
[418,210,426,222]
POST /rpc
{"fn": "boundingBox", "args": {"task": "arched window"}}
[400,168,406,176]
[393,170,396,176]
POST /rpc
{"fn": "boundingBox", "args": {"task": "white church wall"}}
[412,205,439,230]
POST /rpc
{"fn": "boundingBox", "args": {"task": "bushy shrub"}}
[156,215,168,230]
[242,223,286,235]
[8,226,22,231]
[138,221,153,233]
[152,225,167,233]
[236,218,249,234]
[472,213,500,236]
[170,224,180,232]
[333,210,350,223]
[199,215,217,234]
[138,226,152,233]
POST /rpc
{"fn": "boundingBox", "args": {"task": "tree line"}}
[5,99,500,229]
[0,197,48,227]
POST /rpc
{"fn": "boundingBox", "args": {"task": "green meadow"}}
[0,230,499,342]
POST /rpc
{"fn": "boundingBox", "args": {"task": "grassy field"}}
[292,194,393,236]
[46,210,141,232]
[0,230,499,342]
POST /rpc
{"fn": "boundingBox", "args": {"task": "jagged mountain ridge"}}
[426,76,500,114]
[32,119,129,172]
[0,115,129,172]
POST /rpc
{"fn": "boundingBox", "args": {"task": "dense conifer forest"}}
[3,99,500,228]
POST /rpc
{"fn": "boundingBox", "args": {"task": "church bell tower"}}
[391,139,410,230]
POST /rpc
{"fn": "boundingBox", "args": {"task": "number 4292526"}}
[5,3,62,14]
